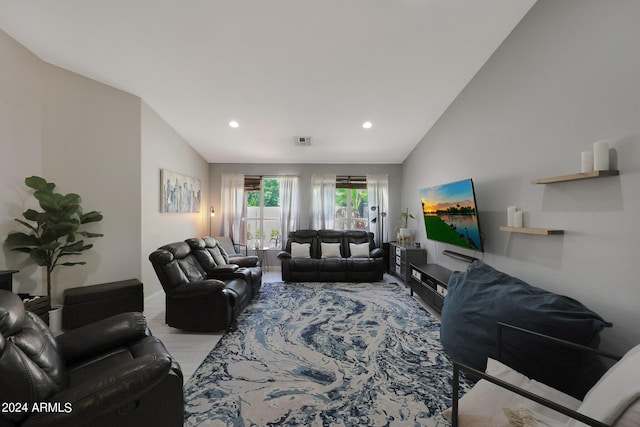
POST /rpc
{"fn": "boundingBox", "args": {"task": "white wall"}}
[141,102,210,296]
[0,29,44,293]
[402,0,640,354]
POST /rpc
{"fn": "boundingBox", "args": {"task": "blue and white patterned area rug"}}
[184,281,472,426]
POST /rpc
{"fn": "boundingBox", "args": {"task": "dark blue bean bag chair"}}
[440,260,612,399]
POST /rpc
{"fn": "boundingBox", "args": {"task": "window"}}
[244,177,281,248]
[335,176,368,230]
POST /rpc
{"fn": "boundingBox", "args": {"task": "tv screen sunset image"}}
[420,179,483,252]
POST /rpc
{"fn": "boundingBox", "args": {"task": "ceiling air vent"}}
[293,136,312,146]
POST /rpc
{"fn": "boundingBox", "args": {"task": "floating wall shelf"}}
[531,170,619,184]
[499,226,564,235]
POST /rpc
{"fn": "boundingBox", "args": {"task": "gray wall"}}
[1,29,209,301]
[402,0,640,354]
[141,102,210,295]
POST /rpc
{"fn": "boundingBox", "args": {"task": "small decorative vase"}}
[399,228,413,238]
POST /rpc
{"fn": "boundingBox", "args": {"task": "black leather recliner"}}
[0,290,183,427]
[149,240,254,331]
[186,237,262,297]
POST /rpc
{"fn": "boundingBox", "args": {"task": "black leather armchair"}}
[149,241,252,331]
[0,290,183,427]
[187,237,262,297]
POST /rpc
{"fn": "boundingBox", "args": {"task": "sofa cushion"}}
[349,242,370,258]
[321,242,342,258]
[440,261,612,399]
[566,344,640,427]
[291,242,311,258]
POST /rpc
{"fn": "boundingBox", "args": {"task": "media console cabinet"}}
[409,262,452,314]
[389,242,426,284]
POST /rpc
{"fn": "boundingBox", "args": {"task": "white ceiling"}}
[0,0,535,164]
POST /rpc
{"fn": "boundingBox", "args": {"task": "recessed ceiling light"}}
[362,121,373,129]
[229,120,239,128]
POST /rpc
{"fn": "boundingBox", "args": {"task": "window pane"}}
[246,190,260,207]
[246,219,259,241]
[334,187,369,230]
[263,179,280,207]
[243,178,281,247]
[352,189,368,230]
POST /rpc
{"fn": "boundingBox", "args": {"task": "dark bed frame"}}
[450,322,622,427]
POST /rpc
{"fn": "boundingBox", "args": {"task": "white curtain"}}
[310,174,336,230]
[221,173,245,244]
[367,174,389,247]
[279,175,299,249]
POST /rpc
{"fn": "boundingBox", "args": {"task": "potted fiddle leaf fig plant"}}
[6,176,104,301]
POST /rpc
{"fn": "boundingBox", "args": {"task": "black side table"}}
[0,270,19,292]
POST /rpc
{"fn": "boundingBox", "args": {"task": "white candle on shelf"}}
[513,211,524,228]
[581,151,594,173]
[593,140,609,171]
[507,206,517,227]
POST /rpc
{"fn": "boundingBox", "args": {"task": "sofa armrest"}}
[213,264,240,274]
[228,255,259,267]
[168,280,226,298]
[26,354,172,427]
[277,251,292,260]
[370,248,384,258]
[57,312,148,364]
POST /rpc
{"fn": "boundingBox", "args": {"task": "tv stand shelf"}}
[531,169,619,184]
[499,226,564,235]
[409,263,452,314]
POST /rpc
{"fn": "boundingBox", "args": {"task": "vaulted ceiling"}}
[0,0,536,164]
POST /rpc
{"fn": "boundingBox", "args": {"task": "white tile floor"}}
[143,271,282,381]
[143,271,435,382]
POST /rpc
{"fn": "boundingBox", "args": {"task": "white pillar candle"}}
[593,140,609,171]
[513,211,524,228]
[581,151,594,173]
[507,206,517,227]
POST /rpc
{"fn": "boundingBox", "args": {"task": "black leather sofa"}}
[149,237,261,331]
[277,230,385,282]
[0,290,183,427]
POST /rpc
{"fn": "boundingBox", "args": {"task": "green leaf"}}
[81,211,103,224]
[25,176,55,192]
[77,231,104,238]
[14,218,38,233]
[60,241,85,253]
[61,193,81,207]
[6,232,40,248]
[39,241,61,251]
[30,248,50,267]
[22,209,40,222]
[60,262,86,267]
[34,190,60,211]
[12,248,33,254]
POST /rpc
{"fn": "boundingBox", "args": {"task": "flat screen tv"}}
[419,178,484,252]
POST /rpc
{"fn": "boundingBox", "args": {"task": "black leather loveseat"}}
[149,237,261,331]
[277,230,385,282]
[0,290,183,427]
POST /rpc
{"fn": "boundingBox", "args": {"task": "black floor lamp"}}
[209,206,215,236]
[370,206,386,247]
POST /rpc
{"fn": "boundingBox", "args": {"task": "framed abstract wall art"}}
[161,169,201,213]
